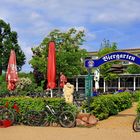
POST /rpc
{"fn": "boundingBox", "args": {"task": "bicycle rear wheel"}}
[0,108,14,124]
[133,115,140,132]
[59,111,76,128]
[25,110,42,126]
[39,111,49,126]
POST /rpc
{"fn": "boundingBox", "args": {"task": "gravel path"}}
[0,103,140,140]
[97,102,137,129]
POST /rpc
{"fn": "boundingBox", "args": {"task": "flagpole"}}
[50,89,53,98]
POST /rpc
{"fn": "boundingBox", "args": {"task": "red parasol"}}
[6,50,18,91]
[47,41,56,89]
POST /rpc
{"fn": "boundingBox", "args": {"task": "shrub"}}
[82,92,132,120]
[137,101,140,113]
[14,77,45,96]
[132,90,140,102]
[0,74,9,97]
[18,72,35,82]
[14,77,33,96]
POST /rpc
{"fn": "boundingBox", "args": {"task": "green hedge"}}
[137,101,140,113]
[82,92,132,120]
[0,91,136,123]
[134,91,140,113]
[0,97,77,123]
[131,90,140,102]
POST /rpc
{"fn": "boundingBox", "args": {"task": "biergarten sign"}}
[85,52,140,68]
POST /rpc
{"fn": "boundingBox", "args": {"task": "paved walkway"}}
[0,103,140,140]
[97,102,137,129]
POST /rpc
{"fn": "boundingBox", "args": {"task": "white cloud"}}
[2,0,140,28]
[60,26,96,42]
[72,26,85,32]
[90,0,140,24]
[3,0,140,25]
[19,41,32,61]
[18,41,34,72]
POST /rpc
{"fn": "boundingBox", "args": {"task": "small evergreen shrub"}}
[82,92,132,120]
[132,90,140,102]
[137,101,140,113]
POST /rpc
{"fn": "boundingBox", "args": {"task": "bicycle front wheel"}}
[25,110,42,126]
[59,111,76,128]
[133,116,140,132]
[0,108,14,124]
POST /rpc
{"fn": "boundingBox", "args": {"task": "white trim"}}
[118,77,121,90]
[134,77,136,91]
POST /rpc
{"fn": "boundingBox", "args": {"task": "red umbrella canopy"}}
[47,41,56,89]
[6,50,18,91]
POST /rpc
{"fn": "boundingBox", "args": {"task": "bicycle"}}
[11,102,42,126]
[0,102,15,127]
[133,113,140,132]
[24,110,42,126]
[39,101,76,128]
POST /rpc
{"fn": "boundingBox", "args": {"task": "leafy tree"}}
[127,64,140,74]
[0,19,25,74]
[0,74,9,97]
[18,72,35,82]
[98,40,119,91]
[33,67,44,86]
[29,28,87,86]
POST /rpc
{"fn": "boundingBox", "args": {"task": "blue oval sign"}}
[85,52,140,68]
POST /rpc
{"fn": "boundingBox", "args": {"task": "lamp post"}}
[85,59,94,113]
[87,68,92,112]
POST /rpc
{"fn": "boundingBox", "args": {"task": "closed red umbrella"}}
[6,50,18,91]
[47,41,56,90]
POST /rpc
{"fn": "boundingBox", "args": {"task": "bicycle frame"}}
[44,102,67,120]
[45,105,57,116]
[41,102,76,128]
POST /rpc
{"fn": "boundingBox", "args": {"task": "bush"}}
[0,74,10,97]
[14,77,45,96]
[18,72,35,82]
[14,77,33,96]
[82,92,132,120]
[132,90,140,102]
[137,101,140,113]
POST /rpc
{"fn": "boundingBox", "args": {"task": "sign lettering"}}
[85,52,140,68]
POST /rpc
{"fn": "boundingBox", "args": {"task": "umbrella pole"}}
[50,89,53,98]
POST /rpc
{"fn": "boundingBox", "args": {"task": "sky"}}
[0,0,140,72]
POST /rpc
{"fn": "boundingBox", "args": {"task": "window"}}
[122,61,129,65]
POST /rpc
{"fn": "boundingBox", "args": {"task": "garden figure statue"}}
[63,83,74,104]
